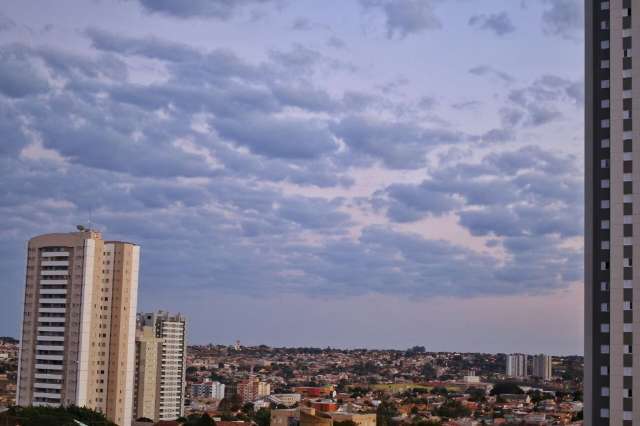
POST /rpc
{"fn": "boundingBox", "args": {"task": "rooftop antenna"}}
[88,205,93,231]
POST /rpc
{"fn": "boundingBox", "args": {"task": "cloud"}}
[332,115,463,169]
[469,65,514,83]
[136,0,283,20]
[214,114,338,159]
[0,47,50,98]
[500,74,582,127]
[327,36,347,49]
[360,0,442,39]
[541,0,583,40]
[0,13,16,32]
[468,12,515,36]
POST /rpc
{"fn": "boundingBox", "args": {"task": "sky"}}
[0,0,585,355]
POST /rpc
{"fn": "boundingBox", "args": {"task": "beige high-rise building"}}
[133,322,162,422]
[133,311,187,422]
[17,229,140,426]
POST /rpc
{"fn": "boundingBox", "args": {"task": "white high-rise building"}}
[532,354,553,381]
[505,353,527,378]
[17,230,140,426]
[133,311,187,422]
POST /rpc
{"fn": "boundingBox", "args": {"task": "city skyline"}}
[0,0,584,355]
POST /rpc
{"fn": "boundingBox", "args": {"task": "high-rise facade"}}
[17,230,140,426]
[133,311,187,422]
[586,1,637,424]
[505,353,527,378]
[532,354,553,381]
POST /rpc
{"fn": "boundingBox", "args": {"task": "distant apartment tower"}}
[17,230,140,426]
[191,380,225,399]
[505,353,527,378]
[532,354,553,381]
[237,377,271,403]
[585,0,639,425]
[133,311,187,422]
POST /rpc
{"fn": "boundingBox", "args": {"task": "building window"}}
[602,200,610,208]
[624,367,632,376]
[601,139,610,148]
[601,365,609,375]
[624,345,632,354]
[624,411,632,421]
[601,408,609,418]
[601,40,610,49]
[601,387,610,396]
[602,241,610,249]
[624,280,633,288]
[601,179,610,188]
[601,323,610,333]
[601,80,610,88]
[624,301,632,310]
[601,281,610,291]
[601,220,610,229]
[601,302,609,312]
[601,60,610,69]
[624,388,633,398]
[601,119,611,128]
[625,323,633,332]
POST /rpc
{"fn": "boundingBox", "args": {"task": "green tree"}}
[490,382,523,396]
[466,387,486,402]
[436,401,471,419]
[254,408,271,426]
[1,405,117,426]
[421,364,437,380]
[376,400,399,426]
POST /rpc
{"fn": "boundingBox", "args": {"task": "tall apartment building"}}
[532,354,553,381]
[505,353,527,378]
[237,377,271,403]
[17,229,140,426]
[133,311,187,422]
[585,1,638,424]
[191,379,225,399]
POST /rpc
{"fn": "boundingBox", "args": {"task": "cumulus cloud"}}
[332,115,463,169]
[136,0,283,20]
[468,12,515,36]
[0,48,50,98]
[360,0,442,39]
[469,65,514,83]
[541,0,583,40]
[0,13,583,335]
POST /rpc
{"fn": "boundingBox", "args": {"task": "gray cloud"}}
[541,0,583,40]
[360,0,442,39]
[136,0,283,20]
[215,114,337,159]
[0,48,50,98]
[469,65,514,83]
[468,12,515,36]
[332,115,463,169]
